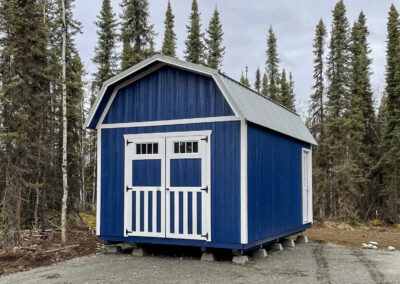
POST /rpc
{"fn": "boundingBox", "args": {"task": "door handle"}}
[166,188,170,191]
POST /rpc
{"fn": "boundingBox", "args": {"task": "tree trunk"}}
[61,0,68,244]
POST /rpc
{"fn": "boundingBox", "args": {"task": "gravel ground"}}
[1,242,399,283]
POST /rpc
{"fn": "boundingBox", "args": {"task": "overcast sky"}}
[74,0,394,114]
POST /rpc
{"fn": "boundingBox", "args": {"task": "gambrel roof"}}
[85,54,317,145]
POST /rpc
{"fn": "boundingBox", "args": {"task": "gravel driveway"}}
[1,242,399,283]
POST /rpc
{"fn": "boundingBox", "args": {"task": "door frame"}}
[123,130,212,241]
[123,136,166,237]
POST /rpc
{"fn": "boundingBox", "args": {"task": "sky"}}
[74,0,394,116]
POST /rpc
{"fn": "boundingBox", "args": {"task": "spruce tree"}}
[254,68,261,93]
[266,26,280,101]
[184,0,205,64]
[92,0,118,91]
[261,72,268,96]
[161,0,177,57]
[324,0,351,218]
[309,19,327,219]
[310,19,327,138]
[278,69,295,111]
[378,5,400,218]
[120,0,155,70]
[349,11,377,215]
[240,67,250,87]
[205,7,225,69]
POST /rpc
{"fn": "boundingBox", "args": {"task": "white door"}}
[124,131,211,241]
[302,148,312,224]
[165,135,211,241]
[124,137,165,237]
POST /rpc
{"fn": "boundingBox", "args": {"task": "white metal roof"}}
[85,54,317,145]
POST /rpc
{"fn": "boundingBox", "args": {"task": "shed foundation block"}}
[106,245,122,254]
[201,252,215,262]
[296,235,309,244]
[232,255,249,265]
[282,238,296,248]
[252,248,268,259]
[270,243,283,251]
[131,248,147,257]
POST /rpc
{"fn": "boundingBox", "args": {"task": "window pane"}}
[174,142,179,153]
[136,144,141,154]
[142,144,146,154]
[186,142,192,153]
[153,143,158,154]
[147,143,153,154]
[180,142,185,153]
[193,142,198,153]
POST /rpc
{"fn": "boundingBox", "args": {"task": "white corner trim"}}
[96,128,101,235]
[100,116,240,129]
[240,119,248,244]
[302,148,313,224]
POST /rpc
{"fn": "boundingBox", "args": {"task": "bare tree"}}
[61,0,68,244]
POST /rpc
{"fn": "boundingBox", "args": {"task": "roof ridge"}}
[218,71,300,116]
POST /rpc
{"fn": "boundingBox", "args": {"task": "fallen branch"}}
[38,244,80,254]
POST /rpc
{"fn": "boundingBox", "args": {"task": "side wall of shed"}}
[247,122,311,243]
[100,121,242,246]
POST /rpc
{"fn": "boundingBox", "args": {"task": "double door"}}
[124,131,211,241]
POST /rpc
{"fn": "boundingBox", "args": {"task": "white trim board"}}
[240,119,248,244]
[96,128,101,235]
[100,116,240,129]
[124,130,212,140]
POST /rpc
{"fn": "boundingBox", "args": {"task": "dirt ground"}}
[0,222,399,278]
[0,230,98,276]
[304,222,400,249]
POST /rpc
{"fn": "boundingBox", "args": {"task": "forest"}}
[0,0,399,248]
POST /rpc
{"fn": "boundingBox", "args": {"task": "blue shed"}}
[85,54,317,251]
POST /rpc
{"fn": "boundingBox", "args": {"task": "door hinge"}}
[125,228,132,235]
[200,186,208,193]
[126,186,133,192]
[126,140,133,146]
[201,136,208,143]
[201,232,209,240]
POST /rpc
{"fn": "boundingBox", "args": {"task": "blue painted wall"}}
[100,121,241,245]
[247,122,311,243]
[102,66,234,124]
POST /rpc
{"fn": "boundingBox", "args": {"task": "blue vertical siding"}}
[100,121,241,245]
[247,122,311,243]
[102,66,234,124]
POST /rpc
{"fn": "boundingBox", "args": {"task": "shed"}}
[85,54,317,251]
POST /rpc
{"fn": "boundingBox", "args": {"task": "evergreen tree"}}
[0,0,51,244]
[205,7,225,69]
[184,0,205,64]
[266,26,280,101]
[261,72,268,96]
[92,0,118,91]
[278,69,295,111]
[309,19,327,219]
[254,67,261,93]
[120,0,155,70]
[288,72,296,109]
[349,12,377,215]
[310,19,327,138]
[161,0,177,57]
[240,66,250,87]
[378,4,400,219]
[324,0,351,218]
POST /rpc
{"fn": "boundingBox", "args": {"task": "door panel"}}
[124,137,165,237]
[166,136,210,241]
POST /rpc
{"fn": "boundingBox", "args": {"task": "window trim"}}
[302,148,313,224]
